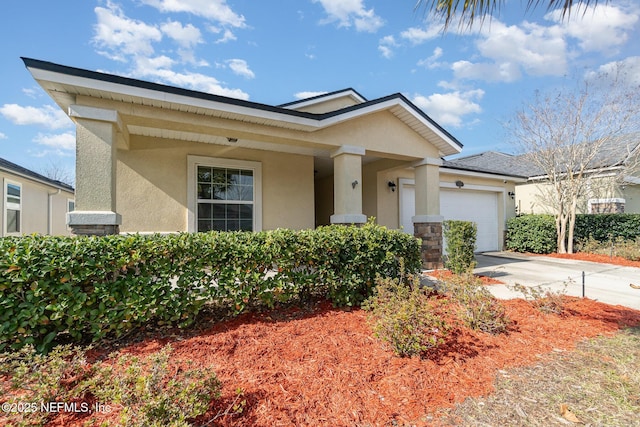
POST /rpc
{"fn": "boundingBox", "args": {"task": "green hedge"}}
[0,222,420,352]
[443,220,477,274]
[506,214,557,254]
[506,213,640,253]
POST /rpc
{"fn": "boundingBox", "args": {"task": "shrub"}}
[0,222,421,352]
[574,213,640,242]
[578,236,640,261]
[438,273,510,334]
[0,344,222,427]
[506,214,557,254]
[0,344,95,426]
[510,283,568,315]
[443,220,477,274]
[363,273,449,358]
[94,345,222,427]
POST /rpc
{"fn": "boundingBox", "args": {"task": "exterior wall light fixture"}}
[388,181,397,192]
[455,180,464,188]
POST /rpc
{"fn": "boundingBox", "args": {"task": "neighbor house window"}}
[68,199,75,212]
[5,181,21,234]
[187,156,262,233]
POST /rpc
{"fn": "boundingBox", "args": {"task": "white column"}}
[330,145,367,224]
[67,105,123,235]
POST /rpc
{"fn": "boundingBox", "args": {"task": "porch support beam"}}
[67,106,122,235]
[330,145,367,225]
[412,157,443,269]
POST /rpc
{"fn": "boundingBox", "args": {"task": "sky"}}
[0,0,639,185]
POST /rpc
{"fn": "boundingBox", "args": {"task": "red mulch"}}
[543,252,640,268]
[429,269,505,285]
[24,297,640,427]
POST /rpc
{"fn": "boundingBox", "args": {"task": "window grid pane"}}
[197,165,254,232]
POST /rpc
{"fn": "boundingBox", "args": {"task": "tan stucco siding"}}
[0,171,73,236]
[117,138,315,232]
[312,111,441,159]
[623,185,640,213]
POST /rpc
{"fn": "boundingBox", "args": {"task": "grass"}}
[439,326,640,426]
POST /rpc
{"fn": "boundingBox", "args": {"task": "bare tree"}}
[37,159,75,187]
[507,64,640,253]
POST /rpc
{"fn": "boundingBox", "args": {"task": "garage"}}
[399,181,500,252]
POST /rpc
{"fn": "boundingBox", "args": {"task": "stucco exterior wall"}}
[117,136,315,232]
[515,177,639,215]
[312,111,442,159]
[0,171,73,237]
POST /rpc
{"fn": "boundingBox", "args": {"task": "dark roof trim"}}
[278,88,368,108]
[0,157,74,192]
[22,57,463,149]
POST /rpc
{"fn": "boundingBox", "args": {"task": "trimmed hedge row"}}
[506,213,640,254]
[0,222,421,352]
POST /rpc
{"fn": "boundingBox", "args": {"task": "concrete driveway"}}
[474,252,640,310]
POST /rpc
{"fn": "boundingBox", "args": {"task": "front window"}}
[188,156,262,233]
[197,166,254,232]
[5,181,21,234]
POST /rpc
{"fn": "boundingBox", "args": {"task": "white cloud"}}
[586,56,640,87]
[93,1,163,61]
[417,47,444,69]
[0,104,72,130]
[546,3,639,53]
[226,59,255,79]
[448,19,567,82]
[0,132,7,140]
[378,35,398,59]
[33,132,75,151]
[161,20,202,48]
[92,2,249,99]
[137,67,250,99]
[412,89,484,127]
[400,25,441,45]
[295,91,328,99]
[313,0,383,32]
[214,28,237,43]
[141,0,246,28]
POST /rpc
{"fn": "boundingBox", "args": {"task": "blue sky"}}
[1,0,639,185]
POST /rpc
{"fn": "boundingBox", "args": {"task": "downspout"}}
[47,189,61,235]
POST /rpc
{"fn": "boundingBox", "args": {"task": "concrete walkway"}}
[474,252,640,310]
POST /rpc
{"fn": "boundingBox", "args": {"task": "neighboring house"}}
[448,136,640,215]
[23,58,523,267]
[0,157,75,237]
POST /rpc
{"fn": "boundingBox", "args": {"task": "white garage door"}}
[440,189,499,253]
[400,184,500,252]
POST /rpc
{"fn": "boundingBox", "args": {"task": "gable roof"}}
[450,135,640,179]
[0,157,74,192]
[278,88,367,109]
[22,58,463,156]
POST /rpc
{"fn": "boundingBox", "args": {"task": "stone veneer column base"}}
[70,224,120,236]
[67,211,122,236]
[414,222,443,270]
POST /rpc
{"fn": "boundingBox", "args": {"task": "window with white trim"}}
[68,199,75,212]
[5,181,21,234]
[188,156,262,233]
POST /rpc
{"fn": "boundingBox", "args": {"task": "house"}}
[23,58,524,267]
[448,135,640,215]
[0,157,74,236]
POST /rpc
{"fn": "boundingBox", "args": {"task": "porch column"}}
[330,145,367,225]
[67,105,122,235]
[412,158,443,269]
